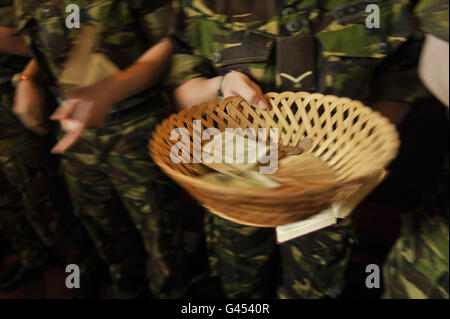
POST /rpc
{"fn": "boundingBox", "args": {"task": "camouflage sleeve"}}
[414,0,449,42]
[370,0,447,103]
[128,0,174,43]
[0,1,29,78]
[0,1,14,28]
[165,1,217,90]
[370,34,430,103]
[12,0,34,51]
[12,0,30,32]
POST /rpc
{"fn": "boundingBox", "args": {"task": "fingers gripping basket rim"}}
[149,91,400,227]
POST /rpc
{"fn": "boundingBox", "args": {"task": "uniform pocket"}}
[317,23,394,58]
[202,0,277,21]
[316,24,393,98]
[211,31,274,82]
[276,35,317,91]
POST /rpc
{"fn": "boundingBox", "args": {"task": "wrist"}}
[218,70,238,99]
[217,75,225,99]
[103,70,150,105]
[92,75,123,105]
[217,71,233,99]
[12,72,37,88]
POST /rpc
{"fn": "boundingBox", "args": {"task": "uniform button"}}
[42,8,53,18]
[377,42,389,54]
[286,20,300,32]
[212,52,222,64]
[281,7,296,16]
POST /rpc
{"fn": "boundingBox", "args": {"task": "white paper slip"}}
[275,170,387,244]
[203,131,267,163]
[202,131,269,176]
[276,204,339,244]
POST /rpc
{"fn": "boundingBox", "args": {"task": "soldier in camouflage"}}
[168,0,427,298]
[13,0,185,298]
[0,6,45,287]
[382,0,449,299]
[0,1,98,294]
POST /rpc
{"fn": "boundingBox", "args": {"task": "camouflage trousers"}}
[204,213,275,298]
[383,212,449,299]
[277,216,356,299]
[1,84,46,269]
[383,165,449,299]
[383,159,449,299]
[61,109,184,298]
[0,84,97,277]
[204,212,355,299]
[0,163,48,269]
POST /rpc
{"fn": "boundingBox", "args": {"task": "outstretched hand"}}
[50,84,113,154]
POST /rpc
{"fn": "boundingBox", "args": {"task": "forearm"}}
[0,26,30,56]
[418,34,449,107]
[174,76,222,109]
[101,38,173,104]
[21,59,39,78]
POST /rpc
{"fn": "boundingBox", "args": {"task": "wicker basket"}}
[149,92,400,227]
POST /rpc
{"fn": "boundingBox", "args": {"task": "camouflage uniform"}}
[383,0,449,299]
[169,0,427,298]
[0,3,46,273]
[14,0,184,298]
[0,151,48,272]
[0,1,97,286]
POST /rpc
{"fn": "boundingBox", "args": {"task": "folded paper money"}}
[201,131,269,177]
[197,132,333,190]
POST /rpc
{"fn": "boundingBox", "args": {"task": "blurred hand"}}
[221,71,269,110]
[13,79,48,135]
[50,84,114,154]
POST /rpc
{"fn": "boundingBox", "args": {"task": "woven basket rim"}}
[150,142,387,196]
[149,91,400,191]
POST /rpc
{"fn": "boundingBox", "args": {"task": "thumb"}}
[237,80,268,110]
[50,99,78,121]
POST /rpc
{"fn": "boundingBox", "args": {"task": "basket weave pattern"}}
[149,92,400,227]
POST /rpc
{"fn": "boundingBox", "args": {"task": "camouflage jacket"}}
[414,0,449,42]
[0,0,28,82]
[14,0,172,111]
[169,0,427,104]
